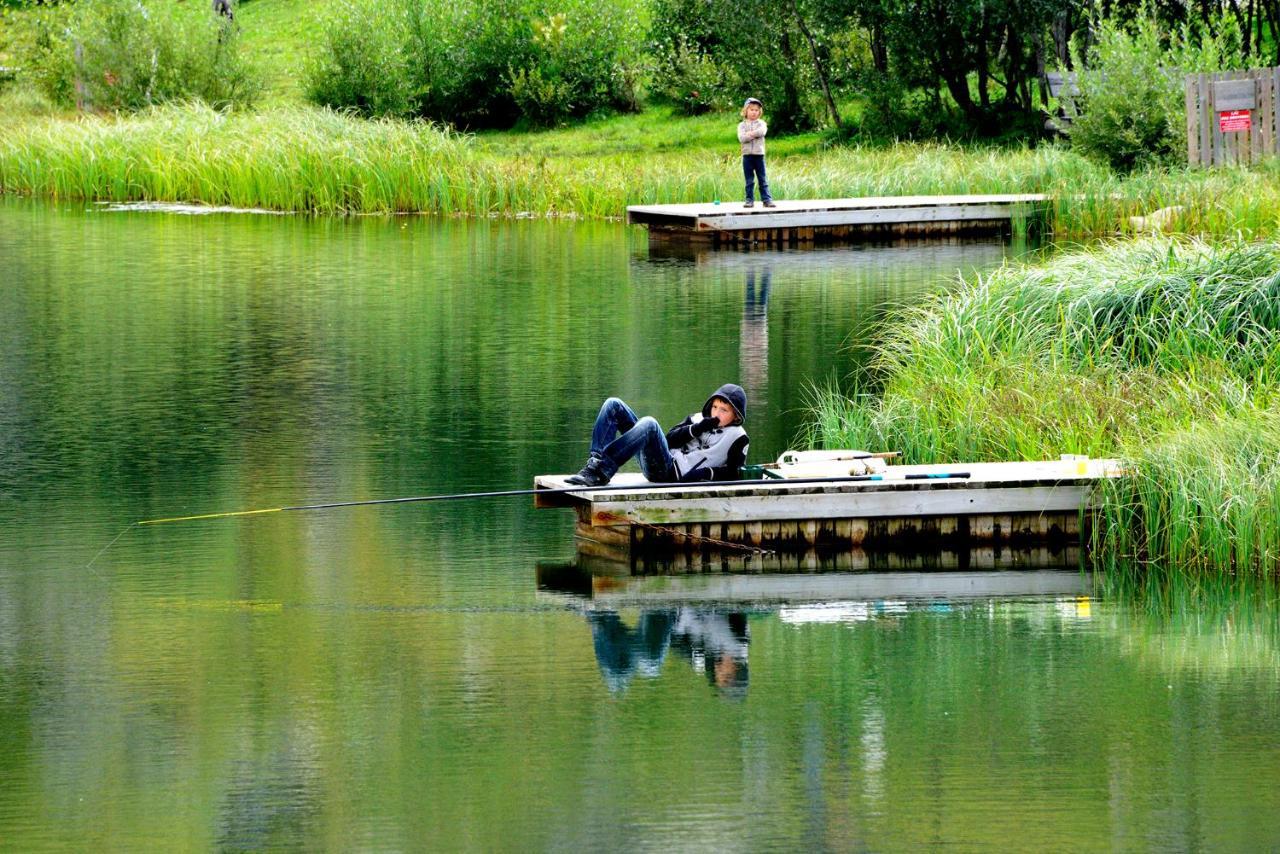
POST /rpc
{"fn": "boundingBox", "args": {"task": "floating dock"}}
[535,458,1122,567]
[626,194,1051,247]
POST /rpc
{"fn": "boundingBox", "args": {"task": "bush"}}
[303,0,416,117]
[1068,12,1256,172]
[508,64,576,126]
[651,37,738,116]
[306,0,649,127]
[17,0,260,111]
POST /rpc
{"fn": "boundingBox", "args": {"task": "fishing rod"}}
[83,464,970,570]
[137,469,967,526]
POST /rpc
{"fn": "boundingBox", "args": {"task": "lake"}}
[2,198,1279,850]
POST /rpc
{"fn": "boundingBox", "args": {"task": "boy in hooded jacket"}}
[565,384,749,486]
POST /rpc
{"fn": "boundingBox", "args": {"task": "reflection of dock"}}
[627,195,1050,247]
[535,458,1120,562]
[537,561,1088,606]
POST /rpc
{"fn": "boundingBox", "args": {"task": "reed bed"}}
[807,237,1280,582]
[6,101,1280,234]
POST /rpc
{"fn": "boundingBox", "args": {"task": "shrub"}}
[307,0,649,127]
[303,0,416,117]
[19,0,260,111]
[651,36,738,116]
[508,65,576,126]
[1068,12,1256,172]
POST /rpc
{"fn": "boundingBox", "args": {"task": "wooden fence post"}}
[1186,75,1198,165]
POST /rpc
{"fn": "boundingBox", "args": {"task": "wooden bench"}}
[1045,71,1080,134]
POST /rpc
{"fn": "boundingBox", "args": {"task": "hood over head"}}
[702,384,747,424]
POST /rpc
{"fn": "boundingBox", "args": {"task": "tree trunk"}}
[778,30,805,130]
[976,19,991,111]
[790,0,842,128]
[1226,0,1249,55]
[1033,31,1049,109]
[870,25,888,74]
[940,68,978,122]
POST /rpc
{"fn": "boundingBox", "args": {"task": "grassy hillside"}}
[234,0,317,104]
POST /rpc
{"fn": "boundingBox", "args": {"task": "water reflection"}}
[740,265,771,395]
[588,609,750,699]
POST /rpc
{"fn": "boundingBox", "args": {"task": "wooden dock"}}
[535,458,1121,565]
[626,194,1050,246]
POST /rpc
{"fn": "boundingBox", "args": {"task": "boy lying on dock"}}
[565,384,749,486]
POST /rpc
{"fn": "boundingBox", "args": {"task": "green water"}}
[3,199,1280,850]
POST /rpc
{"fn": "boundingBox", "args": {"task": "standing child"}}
[738,98,775,208]
[565,384,749,486]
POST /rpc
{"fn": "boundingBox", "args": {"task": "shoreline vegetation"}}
[4,0,1280,598]
[804,237,1280,592]
[0,101,1279,239]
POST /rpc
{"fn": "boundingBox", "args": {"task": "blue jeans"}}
[743,154,771,203]
[589,398,677,482]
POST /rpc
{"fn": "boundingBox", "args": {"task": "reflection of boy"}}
[671,610,750,700]
[586,608,750,699]
[587,611,675,694]
[566,384,749,486]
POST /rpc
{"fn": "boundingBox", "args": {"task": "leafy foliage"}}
[306,0,649,127]
[649,37,738,116]
[1068,12,1257,171]
[302,0,417,117]
[15,0,261,111]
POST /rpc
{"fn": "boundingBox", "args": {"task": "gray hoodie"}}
[737,119,767,156]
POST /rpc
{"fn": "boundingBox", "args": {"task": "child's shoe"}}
[566,456,610,486]
[743,200,754,208]
[763,200,776,207]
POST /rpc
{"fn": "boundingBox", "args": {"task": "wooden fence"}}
[1186,68,1280,167]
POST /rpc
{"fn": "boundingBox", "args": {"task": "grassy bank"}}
[2,100,1280,234]
[806,237,1280,586]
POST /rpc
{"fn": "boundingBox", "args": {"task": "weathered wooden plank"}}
[1214,77,1257,111]
[575,522,630,547]
[696,203,1027,232]
[1262,68,1274,158]
[1251,72,1263,163]
[1186,74,1199,165]
[589,483,1092,527]
[1200,73,1213,167]
[1269,66,1280,155]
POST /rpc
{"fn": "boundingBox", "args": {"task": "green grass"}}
[5,0,1280,230]
[6,95,1280,236]
[805,237,1280,584]
[235,0,318,105]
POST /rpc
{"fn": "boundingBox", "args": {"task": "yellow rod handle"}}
[138,507,283,526]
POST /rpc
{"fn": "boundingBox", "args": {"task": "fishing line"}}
[87,458,958,567]
[137,471,940,527]
[84,522,138,578]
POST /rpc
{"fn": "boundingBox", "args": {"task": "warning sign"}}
[1219,109,1252,132]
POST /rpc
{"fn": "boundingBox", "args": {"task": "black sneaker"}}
[565,457,610,486]
[743,200,754,208]
[763,200,776,208]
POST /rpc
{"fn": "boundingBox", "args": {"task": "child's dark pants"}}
[742,154,771,203]
[589,398,678,482]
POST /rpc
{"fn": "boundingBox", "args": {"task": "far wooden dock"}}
[626,194,1050,246]
[535,458,1121,566]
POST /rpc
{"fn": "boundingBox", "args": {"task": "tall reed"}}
[7,101,1280,234]
[1093,411,1280,591]
[807,237,1280,581]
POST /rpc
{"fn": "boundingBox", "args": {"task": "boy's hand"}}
[692,417,720,436]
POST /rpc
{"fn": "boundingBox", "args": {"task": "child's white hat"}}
[743,97,762,108]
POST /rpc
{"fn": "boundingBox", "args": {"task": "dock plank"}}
[536,459,1119,556]
[627,194,1050,244]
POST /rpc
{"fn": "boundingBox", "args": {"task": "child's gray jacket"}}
[737,119,767,155]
